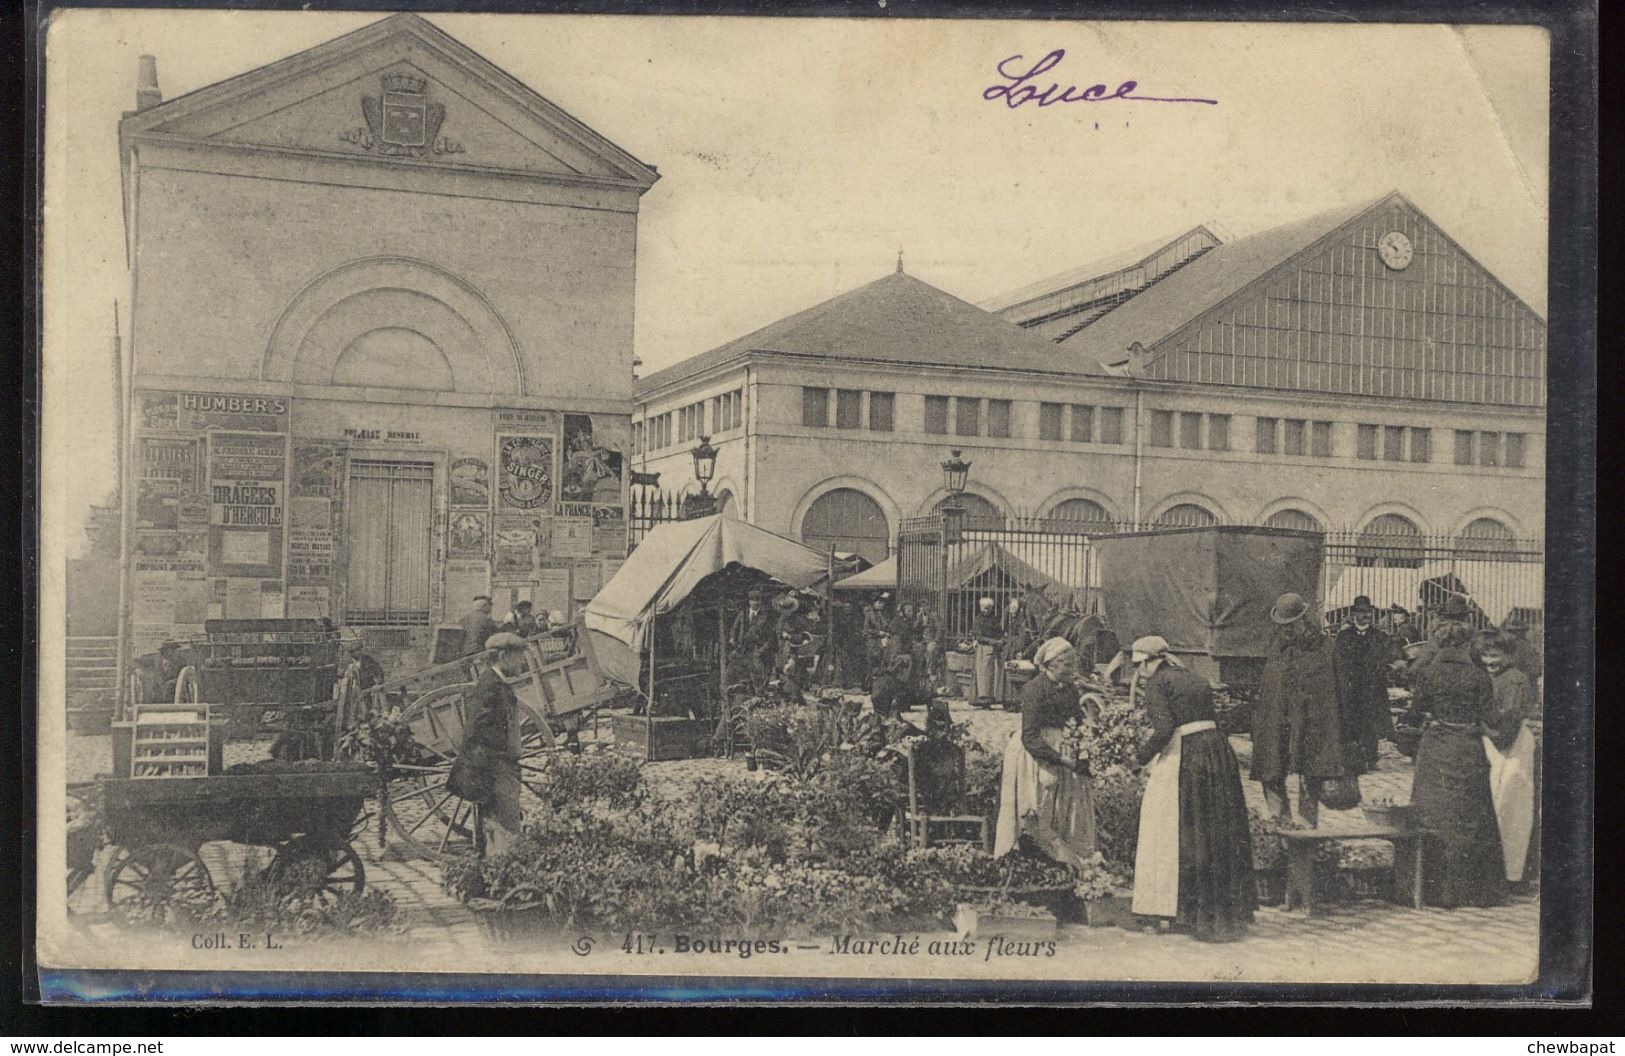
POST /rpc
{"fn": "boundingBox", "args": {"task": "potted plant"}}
[1073,853,1131,928]
[954,897,1058,942]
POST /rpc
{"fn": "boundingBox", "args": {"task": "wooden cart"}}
[97,769,372,927]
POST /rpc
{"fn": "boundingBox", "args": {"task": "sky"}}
[41,11,1550,557]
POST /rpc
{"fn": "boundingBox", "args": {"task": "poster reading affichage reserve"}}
[36,3,1591,1006]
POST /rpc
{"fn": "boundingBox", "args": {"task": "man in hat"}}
[1387,604,1423,647]
[1334,595,1394,772]
[1502,616,1543,683]
[460,632,529,855]
[971,596,1006,707]
[731,590,777,691]
[344,636,386,694]
[502,599,540,638]
[1251,592,1349,826]
[460,595,500,657]
[862,595,892,685]
[1407,594,1474,677]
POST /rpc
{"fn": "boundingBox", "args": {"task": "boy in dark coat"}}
[1251,593,1349,826]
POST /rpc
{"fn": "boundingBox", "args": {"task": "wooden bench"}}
[1276,825,1424,915]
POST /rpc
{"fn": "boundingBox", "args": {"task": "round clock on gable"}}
[1377,230,1414,270]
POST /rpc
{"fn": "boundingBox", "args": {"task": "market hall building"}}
[632,192,1545,575]
[117,14,658,672]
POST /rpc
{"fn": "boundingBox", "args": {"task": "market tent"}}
[1324,561,1544,624]
[832,555,896,592]
[948,543,1073,596]
[583,515,829,686]
[1323,565,1424,614]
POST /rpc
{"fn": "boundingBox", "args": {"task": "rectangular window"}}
[1150,410,1174,448]
[1505,432,1526,468]
[1357,424,1378,460]
[1383,425,1406,462]
[1099,407,1125,445]
[924,395,949,435]
[868,391,894,432]
[987,399,1012,439]
[1283,419,1307,457]
[835,389,862,429]
[802,387,829,428]
[1071,405,1094,443]
[1179,412,1203,450]
[1256,417,1278,455]
[1479,431,1501,467]
[955,397,981,437]
[1039,402,1063,441]
[1207,414,1230,451]
[1410,428,1431,464]
[1312,421,1333,458]
[346,460,433,626]
[1455,429,1475,465]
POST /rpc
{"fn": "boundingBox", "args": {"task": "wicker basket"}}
[1337,865,1393,902]
[467,887,554,944]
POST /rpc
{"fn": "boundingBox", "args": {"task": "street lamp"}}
[941,448,972,496]
[937,449,972,632]
[683,435,719,519]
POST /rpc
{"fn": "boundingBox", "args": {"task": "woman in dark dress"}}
[1409,620,1507,907]
[1130,635,1255,942]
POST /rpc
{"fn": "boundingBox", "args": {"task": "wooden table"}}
[1277,824,1424,915]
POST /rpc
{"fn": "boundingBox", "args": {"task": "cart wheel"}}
[378,771,477,861]
[103,843,216,928]
[173,666,200,705]
[268,839,366,902]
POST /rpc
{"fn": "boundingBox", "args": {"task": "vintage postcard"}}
[36,6,1578,1002]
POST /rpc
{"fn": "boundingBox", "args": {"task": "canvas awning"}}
[947,543,1072,595]
[583,515,829,685]
[1325,561,1544,624]
[832,555,896,592]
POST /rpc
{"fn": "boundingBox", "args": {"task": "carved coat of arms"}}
[342,73,464,157]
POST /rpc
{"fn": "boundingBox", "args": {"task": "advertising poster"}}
[133,569,177,626]
[448,510,489,558]
[287,526,336,586]
[178,392,289,434]
[532,566,571,616]
[287,585,331,620]
[592,504,627,557]
[139,391,180,432]
[450,457,490,507]
[495,409,557,431]
[140,435,202,487]
[290,496,331,531]
[260,582,285,619]
[497,433,555,513]
[445,560,491,611]
[292,443,342,499]
[175,575,212,624]
[134,478,181,530]
[224,578,262,619]
[493,526,536,582]
[560,413,625,505]
[208,432,286,577]
[552,515,593,559]
[570,559,601,601]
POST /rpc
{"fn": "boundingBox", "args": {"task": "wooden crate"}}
[610,716,715,761]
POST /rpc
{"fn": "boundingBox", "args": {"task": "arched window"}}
[1049,498,1115,534]
[802,488,890,563]
[1356,513,1424,568]
[1457,517,1515,555]
[1155,503,1218,528]
[935,493,1004,529]
[716,490,738,520]
[1265,508,1323,532]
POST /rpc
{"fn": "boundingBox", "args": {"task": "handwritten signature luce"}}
[983,50,1218,109]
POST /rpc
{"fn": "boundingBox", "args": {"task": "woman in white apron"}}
[1476,630,1539,885]
[993,637,1096,868]
[1130,636,1255,942]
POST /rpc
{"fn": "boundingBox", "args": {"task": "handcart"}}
[97,764,372,927]
[354,625,621,860]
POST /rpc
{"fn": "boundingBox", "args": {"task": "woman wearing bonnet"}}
[1128,635,1255,941]
[993,636,1097,868]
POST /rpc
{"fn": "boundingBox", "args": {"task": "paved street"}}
[60,697,1539,985]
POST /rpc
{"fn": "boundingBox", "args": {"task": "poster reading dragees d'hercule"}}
[35,6,1587,1004]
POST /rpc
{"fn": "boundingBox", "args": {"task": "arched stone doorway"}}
[801,487,891,563]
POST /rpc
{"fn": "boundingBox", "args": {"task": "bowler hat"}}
[1351,595,1375,613]
[1270,592,1309,624]
[772,594,800,614]
[1437,594,1472,620]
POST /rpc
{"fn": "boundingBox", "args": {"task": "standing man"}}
[732,590,776,692]
[460,595,500,657]
[502,600,540,637]
[972,596,1006,708]
[1251,592,1349,827]
[1334,596,1394,773]
[1501,617,1544,685]
[1388,604,1423,647]
[459,632,527,856]
[861,595,892,686]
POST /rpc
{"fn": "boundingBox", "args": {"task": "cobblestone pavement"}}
[59,697,1538,984]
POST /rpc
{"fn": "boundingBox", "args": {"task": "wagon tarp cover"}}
[1093,526,1323,659]
[583,515,829,685]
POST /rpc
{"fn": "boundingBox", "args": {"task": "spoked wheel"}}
[378,767,478,860]
[268,839,366,903]
[173,666,200,705]
[103,843,216,928]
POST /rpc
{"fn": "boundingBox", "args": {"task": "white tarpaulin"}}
[1325,561,1544,624]
[832,556,896,592]
[582,515,829,686]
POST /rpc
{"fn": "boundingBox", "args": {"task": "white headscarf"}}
[1033,636,1077,669]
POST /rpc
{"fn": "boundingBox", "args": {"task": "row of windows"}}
[637,388,745,453]
[1150,410,1230,451]
[1039,403,1127,445]
[921,395,1013,438]
[1258,418,1333,457]
[802,388,897,432]
[1455,429,1526,469]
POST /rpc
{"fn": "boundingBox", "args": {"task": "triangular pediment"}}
[123,13,657,187]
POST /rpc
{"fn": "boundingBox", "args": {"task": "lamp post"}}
[938,449,972,633]
[682,435,719,520]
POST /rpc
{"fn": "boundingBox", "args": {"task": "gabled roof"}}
[981,224,1222,313]
[635,269,1097,396]
[120,12,659,189]
[1061,195,1385,366]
